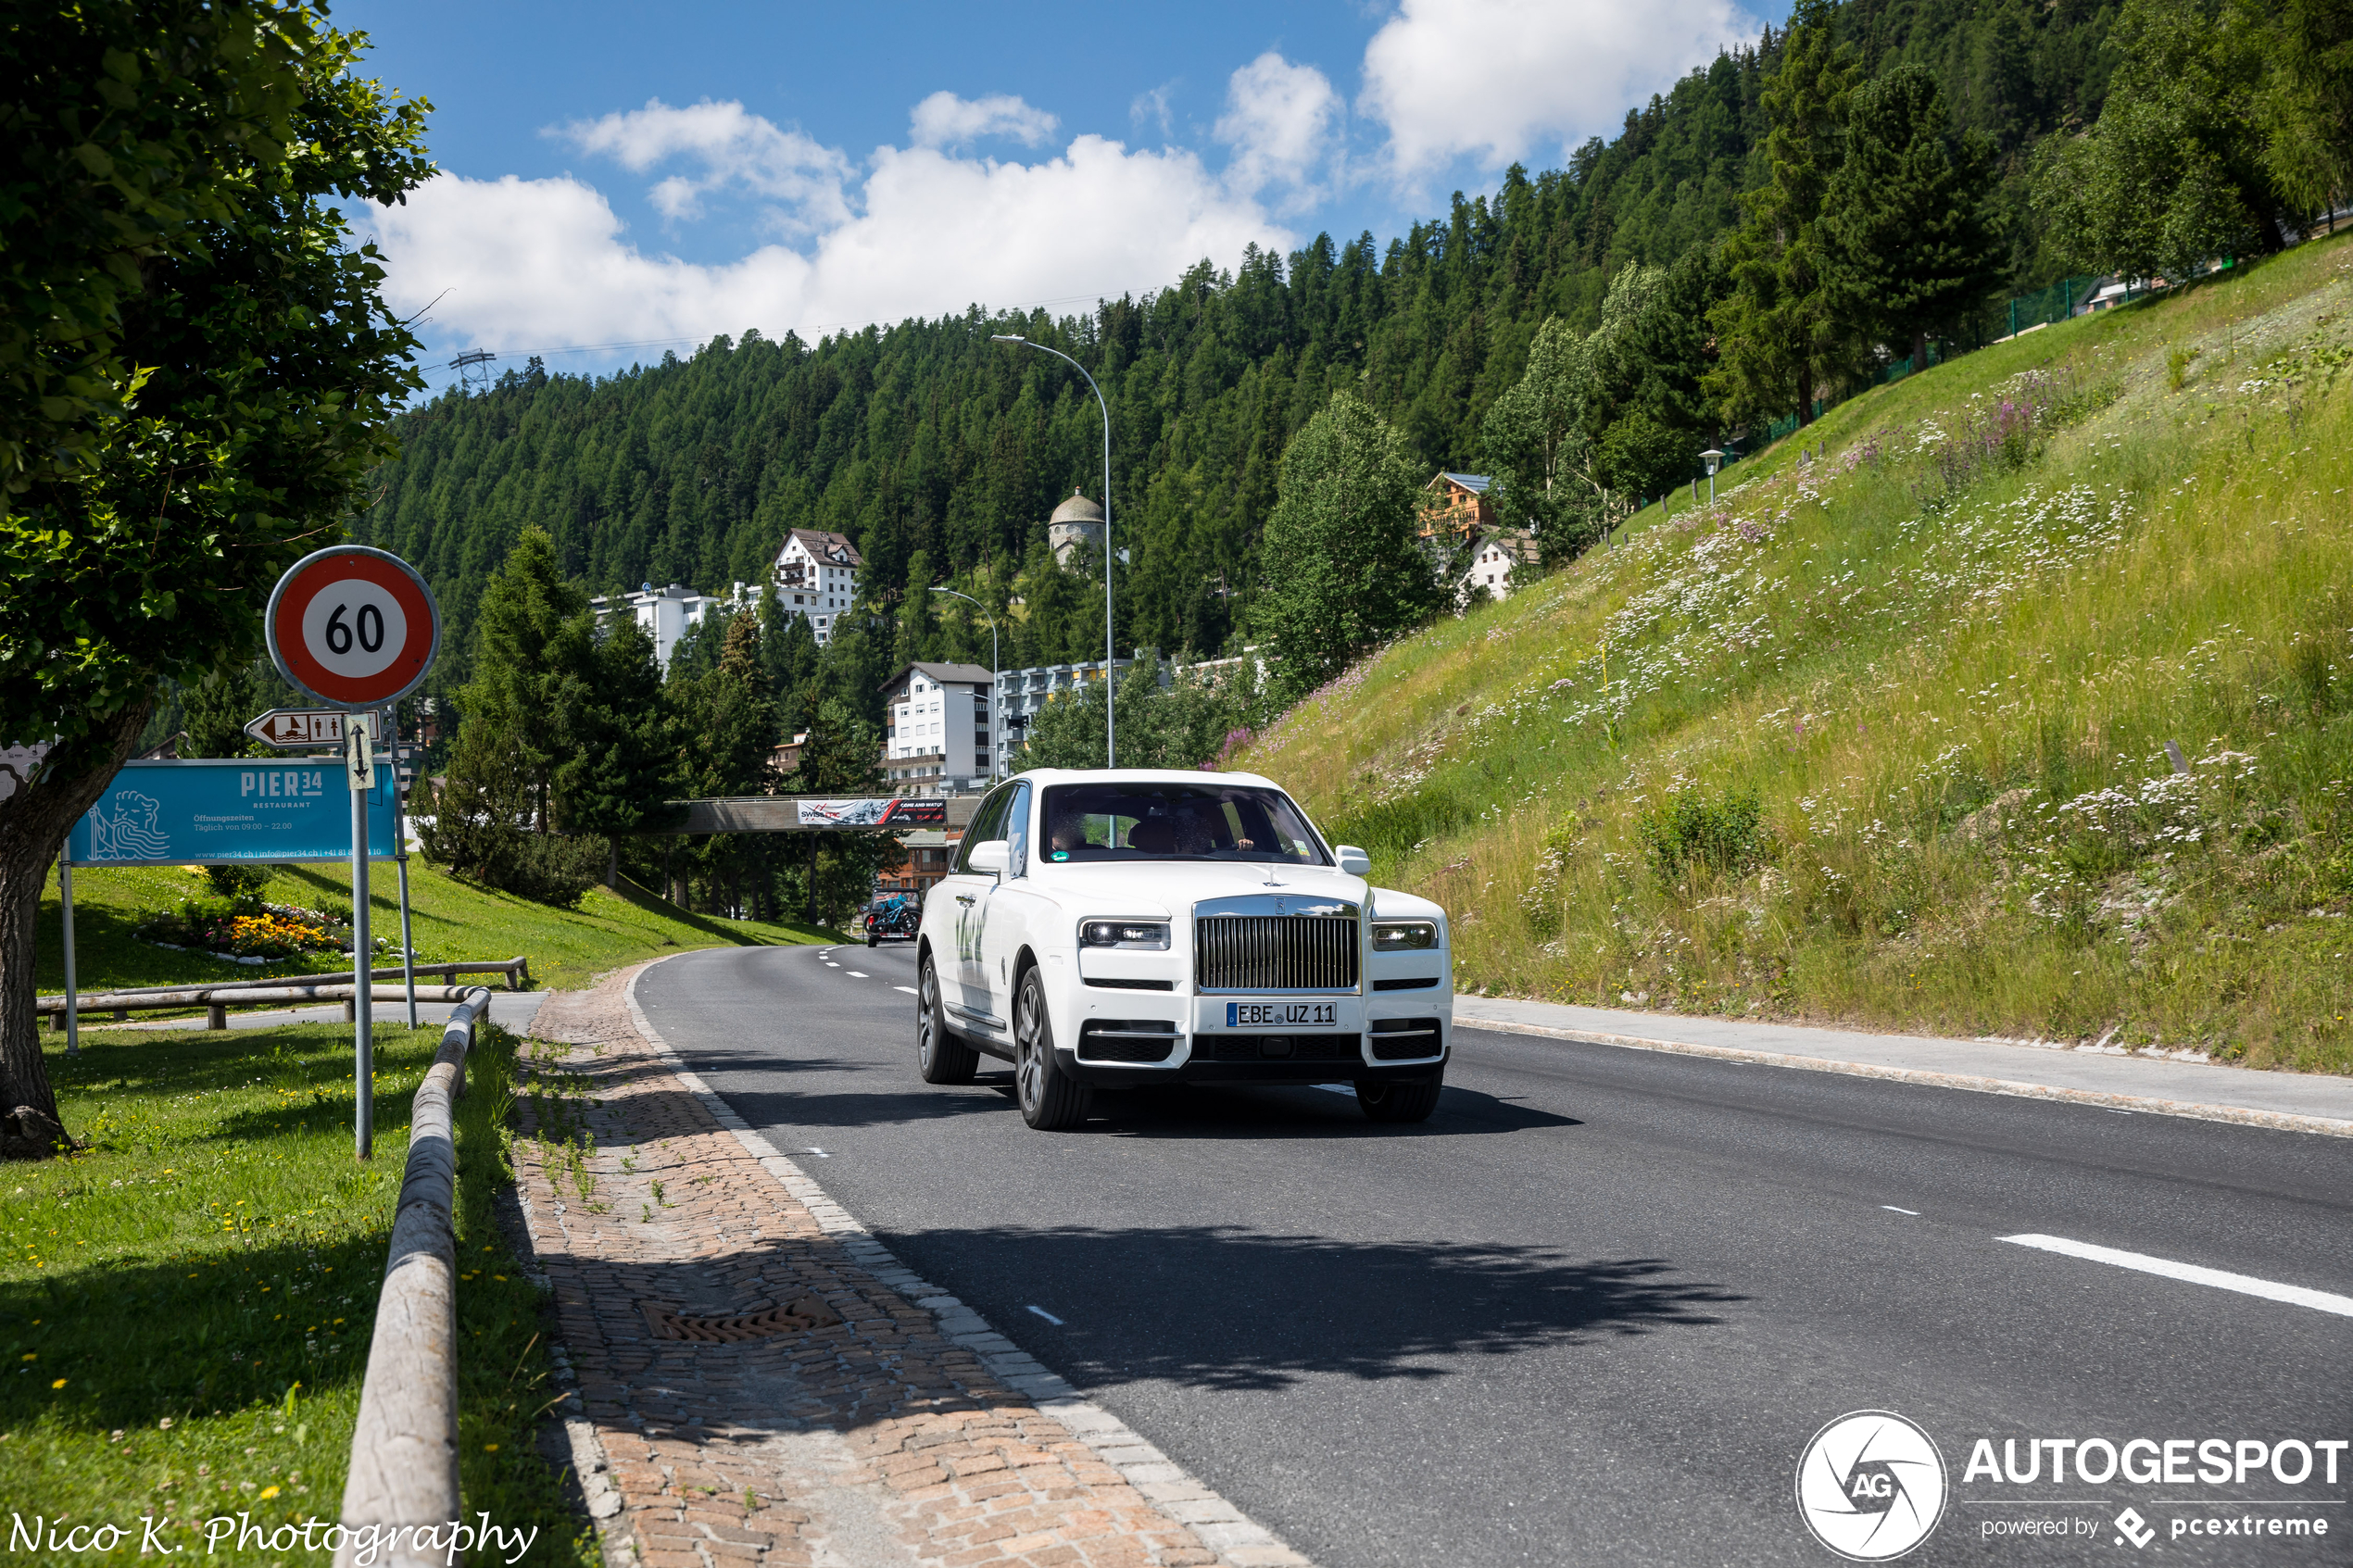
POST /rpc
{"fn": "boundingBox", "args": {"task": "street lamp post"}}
[992,332,1114,768]
[931,586,1000,784]
[1700,447,1726,508]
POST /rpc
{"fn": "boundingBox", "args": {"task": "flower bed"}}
[135,897,349,962]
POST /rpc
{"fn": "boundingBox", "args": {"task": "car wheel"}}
[1355,1069,1443,1123]
[916,952,977,1085]
[1013,965,1089,1130]
[867,929,879,947]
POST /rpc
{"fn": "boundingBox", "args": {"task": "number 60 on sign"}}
[265,545,441,709]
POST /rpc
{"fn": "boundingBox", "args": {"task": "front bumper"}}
[1062,988,1448,1085]
[1058,1046,1447,1088]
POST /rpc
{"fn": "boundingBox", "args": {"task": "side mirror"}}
[968,839,1011,874]
[1334,844,1371,876]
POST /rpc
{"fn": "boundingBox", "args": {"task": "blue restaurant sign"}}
[67,758,398,867]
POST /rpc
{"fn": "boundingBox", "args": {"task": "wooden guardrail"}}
[38,959,529,1030]
[335,986,489,1568]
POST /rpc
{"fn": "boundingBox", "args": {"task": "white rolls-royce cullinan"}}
[912,769,1453,1130]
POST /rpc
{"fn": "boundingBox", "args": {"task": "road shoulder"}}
[510,958,1311,1568]
[1454,997,2353,1137]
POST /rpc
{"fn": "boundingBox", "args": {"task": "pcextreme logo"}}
[1797,1411,1951,1562]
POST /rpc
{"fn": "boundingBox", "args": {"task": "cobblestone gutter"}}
[510,960,1311,1568]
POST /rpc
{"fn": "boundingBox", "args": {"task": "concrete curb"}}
[623,952,1315,1568]
[1455,1011,2353,1140]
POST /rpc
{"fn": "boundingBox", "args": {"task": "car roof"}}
[1004,768,1282,790]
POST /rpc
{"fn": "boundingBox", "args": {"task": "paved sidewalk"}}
[1453,996,2353,1136]
[512,962,1307,1568]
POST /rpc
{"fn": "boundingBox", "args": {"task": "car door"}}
[978,781,1034,1025]
[948,786,1011,1024]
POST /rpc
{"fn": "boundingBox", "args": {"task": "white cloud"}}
[1130,82,1179,140]
[908,91,1059,149]
[1360,0,1759,177]
[363,132,1288,358]
[555,98,851,230]
[1214,53,1341,207]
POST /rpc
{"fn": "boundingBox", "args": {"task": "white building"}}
[1459,530,1538,605]
[773,529,862,646]
[881,661,997,791]
[590,583,746,671]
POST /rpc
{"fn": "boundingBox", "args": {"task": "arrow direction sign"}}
[245,708,379,749]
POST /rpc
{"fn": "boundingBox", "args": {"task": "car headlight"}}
[1080,920,1170,950]
[1370,921,1440,952]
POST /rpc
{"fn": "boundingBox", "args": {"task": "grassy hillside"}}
[34,857,831,997]
[1252,232,2353,1073]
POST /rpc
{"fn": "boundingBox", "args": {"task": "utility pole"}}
[992,334,1114,767]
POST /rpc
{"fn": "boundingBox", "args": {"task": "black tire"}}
[916,952,977,1085]
[1013,965,1090,1130]
[867,929,879,947]
[1356,1068,1444,1123]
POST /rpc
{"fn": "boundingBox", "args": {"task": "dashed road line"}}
[845,971,869,977]
[894,985,918,997]
[1882,1206,1919,1215]
[2000,1233,2353,1317]
[1026,1305,1065,1325]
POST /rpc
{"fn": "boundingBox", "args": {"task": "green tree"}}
[1252,391,1440,703]
[2244,0,2352,223]
[1825,63,2007,370]
[1481,317,1596,566]
[556,617,673,880]
[0,5,429,1155]
[181,660,270,759]
[2032,0,2291,284]
[452,528,594,837]
[1707,0,1861,429]
[1596,410,1695,505]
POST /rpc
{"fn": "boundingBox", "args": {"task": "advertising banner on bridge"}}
[67,758,399,866]
[795,797,949,827]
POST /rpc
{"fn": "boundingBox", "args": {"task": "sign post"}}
[267,546,440,1162]
[244,708,379,750]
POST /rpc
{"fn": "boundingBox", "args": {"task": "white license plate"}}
[1225,1001,1340,1028]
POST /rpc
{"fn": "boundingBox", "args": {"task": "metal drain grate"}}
[639,1295,842,1343]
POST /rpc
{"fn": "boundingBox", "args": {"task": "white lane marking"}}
[895,985,919,997]
[1026,1305,1065,1325]
[824,962,841,968]
[1311,1083,1356,1097]
[1882,1206,1919,1215]
[801,1148,830,1159]
[846,971,869,978]
[2000,1234,2353,1317]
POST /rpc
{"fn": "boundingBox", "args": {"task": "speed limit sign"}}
[265,545,441,709]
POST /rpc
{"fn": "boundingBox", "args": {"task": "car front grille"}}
[1202,1034,1362,1063]
[1194,915,1359,991]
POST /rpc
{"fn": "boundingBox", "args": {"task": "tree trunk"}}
[0,701,152,1159]
[1912,329,1929,373]
[1795,361,1817,428]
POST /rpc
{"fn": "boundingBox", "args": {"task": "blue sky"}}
[335,1,1777,396]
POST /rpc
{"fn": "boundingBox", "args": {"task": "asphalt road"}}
[640,943,2353,1567]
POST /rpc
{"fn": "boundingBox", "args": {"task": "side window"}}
[1005,783,1033,876]
[952,787,1011,873]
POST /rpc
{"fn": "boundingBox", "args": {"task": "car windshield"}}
[1038,783,1329,866]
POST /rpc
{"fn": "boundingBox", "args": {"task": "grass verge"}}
[1258,232,2353,1071]
[35,857,832,997]
[0,1022,591,1563]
